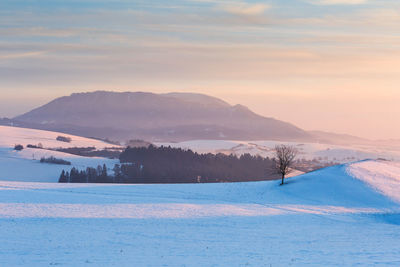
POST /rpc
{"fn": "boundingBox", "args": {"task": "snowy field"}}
[0,126,116,149]
[156,140,400,164]
[0,160,399,266]
[0,126,119,182]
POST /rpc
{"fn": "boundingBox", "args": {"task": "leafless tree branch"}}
[274,144,298,185]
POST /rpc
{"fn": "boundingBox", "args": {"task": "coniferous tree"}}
[113,164,121,183]
[102,164,108,178]
[59,170,67,183]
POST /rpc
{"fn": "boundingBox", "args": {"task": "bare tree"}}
[274,145,298,185]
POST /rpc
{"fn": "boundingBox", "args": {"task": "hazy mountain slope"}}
[163,92,231,108]
[309,130,371,145]
[14,91,311,142]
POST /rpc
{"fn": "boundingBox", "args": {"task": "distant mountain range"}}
[0,91,370,144]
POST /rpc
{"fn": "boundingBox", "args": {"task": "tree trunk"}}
[281,174,285,185]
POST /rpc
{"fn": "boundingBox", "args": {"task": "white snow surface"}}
[0,126,119,182]
[348,160,400,204]
[0,160,399,266]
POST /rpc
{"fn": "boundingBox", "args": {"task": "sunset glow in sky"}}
[1,0,399,139]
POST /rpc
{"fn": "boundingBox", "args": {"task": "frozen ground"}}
[0,126,119,182]
[0,160,399,266]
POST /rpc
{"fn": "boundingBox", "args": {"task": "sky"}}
[0,0,399,140]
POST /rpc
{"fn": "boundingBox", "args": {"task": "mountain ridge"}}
[13,90,311,142]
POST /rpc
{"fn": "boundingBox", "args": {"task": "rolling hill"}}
[0,159,399,266]
[0,125,119,182]
[156,139,400,165]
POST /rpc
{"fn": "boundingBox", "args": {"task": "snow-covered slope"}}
[0,126,119,182]
[0,160,399,266]
[348,160,400,204]
[0,125,116,149]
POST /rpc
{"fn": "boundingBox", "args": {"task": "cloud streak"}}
[220,2,270,16]
[306,0,367,5]
[0,51,46,60]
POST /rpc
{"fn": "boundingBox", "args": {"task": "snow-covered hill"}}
[348,160,400,204]
[0,160,399,266]
[0,125,116,149]
[156,139,400,164]
[0,126,119,182]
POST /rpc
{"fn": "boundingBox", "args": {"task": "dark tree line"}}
[59,164,110,183]
[55,147,121,159]
[56,136,72,143]
[14,144,24,151]
[41,156,71,165]
[59,145,277,184]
